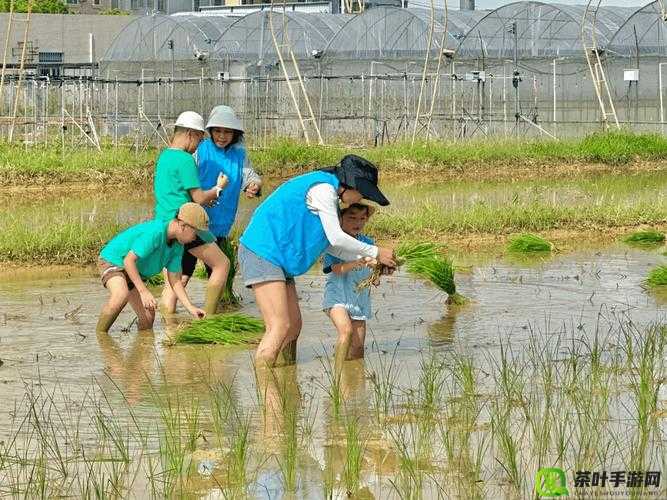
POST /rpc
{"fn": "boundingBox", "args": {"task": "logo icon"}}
[536,467,570,497]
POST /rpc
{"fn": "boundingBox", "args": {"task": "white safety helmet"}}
[206,105,244,132]
[174,111,206,132]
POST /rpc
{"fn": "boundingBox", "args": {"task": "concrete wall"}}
[0,13,136,64]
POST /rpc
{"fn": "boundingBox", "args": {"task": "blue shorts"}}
[238,244,295,288]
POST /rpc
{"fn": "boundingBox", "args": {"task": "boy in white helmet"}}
[154,111,230,316]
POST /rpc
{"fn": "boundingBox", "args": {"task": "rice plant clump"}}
[507,233,553,253]
[356,241,443,291]
[406,256,467,305]
[145,274,164,287]
[175,313,264,345]
[623,230,665,247]
[645,265,667,288]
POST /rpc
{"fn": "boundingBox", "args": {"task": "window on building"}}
[93,0,100,4]
[38,52,63,78]
[66,0,78,4]
[157,0,165,10]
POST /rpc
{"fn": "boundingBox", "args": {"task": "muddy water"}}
[0,242,665,496]
[1,176,666,497]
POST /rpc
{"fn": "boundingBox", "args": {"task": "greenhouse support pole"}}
[659,63,666,135]
[552,58,557,123]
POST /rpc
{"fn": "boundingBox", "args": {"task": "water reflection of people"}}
[427,312,459,348]
[96,330,156,405]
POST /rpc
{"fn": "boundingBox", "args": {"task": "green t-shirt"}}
[100,220,184,279]
[154,148,201,221]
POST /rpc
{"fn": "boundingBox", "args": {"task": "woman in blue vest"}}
[239,155,397,367]
[174,105,262,303]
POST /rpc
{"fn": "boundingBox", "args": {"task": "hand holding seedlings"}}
[217,173,229,190]
[245,182,261,198]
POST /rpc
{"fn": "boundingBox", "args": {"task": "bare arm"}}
[189,187,220,205]
[167,271,205,318]
[123,252,157,310]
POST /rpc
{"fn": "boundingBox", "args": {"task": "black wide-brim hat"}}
[334,154,390,206]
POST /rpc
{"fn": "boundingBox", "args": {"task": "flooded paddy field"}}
[0,172,665,498]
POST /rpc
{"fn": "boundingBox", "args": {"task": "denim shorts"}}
[238,244,295,288]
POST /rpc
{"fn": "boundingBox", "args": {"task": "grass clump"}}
[507,233,553,253]
[406,256,467,305]
[623,229,665,246]
[175,313,264,345]
[645,265,667,287]
[145,274,164,287]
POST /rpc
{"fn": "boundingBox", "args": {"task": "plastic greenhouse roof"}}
[101,14,236,62]
[608,1,667,56]
[322,6,488,60]
[101,3,666,64]
[456,1,635,58]
[214,11,349,61]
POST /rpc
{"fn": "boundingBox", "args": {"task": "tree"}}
[0,0,69,14]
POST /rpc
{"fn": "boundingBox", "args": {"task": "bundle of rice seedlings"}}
[145,273,164,287]
[623,230,665,246]
[507,233,553,253]
[192,235,241,306]
[406,256,467,305]
[645,265,667,288]
[175,313,264,345]
[219,236,240,305]
[356,241,443,291]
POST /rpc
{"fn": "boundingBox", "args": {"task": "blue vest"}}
[196,138,245,237]
[240,171,340,277]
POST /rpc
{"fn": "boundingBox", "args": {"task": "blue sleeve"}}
[323,253,342,272]
[358,234,375,246]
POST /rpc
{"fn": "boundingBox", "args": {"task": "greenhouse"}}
[94,2,667,142]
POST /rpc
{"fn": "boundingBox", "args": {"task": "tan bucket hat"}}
[177,202,209,231]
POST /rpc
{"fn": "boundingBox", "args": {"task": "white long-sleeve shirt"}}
[305,183,378,262]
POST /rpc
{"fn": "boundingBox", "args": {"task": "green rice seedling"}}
[175,313,264,345]
[219,236,241,306]
[395,241,443,262]
[507,233,552,253]
[406,256,467,305]
[645,265,667,287]
[367,343,401,424]
[277,387,299,492]
[490,400,525,494]
[623,229,665,246]
[144,273,164,287]
[192,236,240,306]
[343,414,365,497]
[356,241,442,291]
[317,351,344,420]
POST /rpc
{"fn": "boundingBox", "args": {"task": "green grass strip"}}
[175,313,264,346]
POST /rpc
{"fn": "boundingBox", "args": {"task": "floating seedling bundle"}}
[507,233,553,253]
[645,265,667,288]
[175,313,264,345]
[357,241,467,305]
[623,230,665,247]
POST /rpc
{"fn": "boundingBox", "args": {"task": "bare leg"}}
[160,270,190,314]
[328,307,354,371]
[189,242,230,315]
[279,282,302,365]
[96,276,130,333]
[127,287,156,331]
[348,320,367,360]
[253,280,295,367]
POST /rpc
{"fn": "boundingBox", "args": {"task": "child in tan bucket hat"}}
[96,202,209,333]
